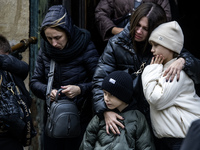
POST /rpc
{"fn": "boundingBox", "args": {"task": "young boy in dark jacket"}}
[80,71,155,150]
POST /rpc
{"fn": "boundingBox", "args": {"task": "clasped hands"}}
[50,85,81,101]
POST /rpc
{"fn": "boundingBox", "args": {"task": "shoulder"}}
[87,115,101,128]
[123,110,145,121]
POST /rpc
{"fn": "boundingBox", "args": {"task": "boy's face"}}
[150,41,174,64]
[103,90,127,112]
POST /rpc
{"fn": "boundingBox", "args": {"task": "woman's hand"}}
[111,27,124,35]
[61,85,81,99]
[50,89,58,101]
[104,111,124,135]
[163,57,185,82]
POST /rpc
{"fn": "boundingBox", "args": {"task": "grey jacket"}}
[80,109,155,150]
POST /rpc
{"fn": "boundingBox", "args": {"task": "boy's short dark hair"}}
[0,34,11,54]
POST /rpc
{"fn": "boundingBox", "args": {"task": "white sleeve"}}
[142,64,184,110]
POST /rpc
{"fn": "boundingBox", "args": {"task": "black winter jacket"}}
[92,23,200,119]
[30,5,99,121]
[0,54,32,107]
[95,0,171,41]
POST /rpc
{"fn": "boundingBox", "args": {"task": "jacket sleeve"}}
[92,40,117,115]
[180,48,200,84]
[95,0,116,41]
[77,41,99,97]
[135,110,156,150]
[0,54,29,80]
[142,64,186,110]
[79,116,100,150]
[29,50,48,100]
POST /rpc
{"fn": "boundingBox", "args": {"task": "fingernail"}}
[170,80,172,83]
[166,79,168,82]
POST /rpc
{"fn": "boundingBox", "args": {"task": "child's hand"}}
[150,55,164,65]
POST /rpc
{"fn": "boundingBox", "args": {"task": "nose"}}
[52,39,57,47]
[136,27,142,34]
[151,47,155,53]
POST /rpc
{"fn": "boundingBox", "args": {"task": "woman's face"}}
[44,27,68,50]
[134,17,149,42]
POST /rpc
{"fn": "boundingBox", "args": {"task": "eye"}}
[55,36,61,40]
[154,43,158,47]
[103,90,108,95]
[151,42,158,47]
[143,27,148,31]
[47,37,52,41]
[136,24,141,28]
[103,91,113,97]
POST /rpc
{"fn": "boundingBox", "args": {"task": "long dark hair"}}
[130,3,167,54]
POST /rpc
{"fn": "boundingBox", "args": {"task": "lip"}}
[106,103,112,107]
[135,34,142,40]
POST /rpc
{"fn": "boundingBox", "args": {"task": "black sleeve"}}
[180,119,200,150]
[0,54,29,80]
[180,48,200,84]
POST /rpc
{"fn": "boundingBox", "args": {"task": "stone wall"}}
[0,0,30,89]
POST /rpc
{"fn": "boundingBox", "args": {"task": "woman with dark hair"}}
[30,5,99,150]
[92,2,200,144]
[95,0,171,41]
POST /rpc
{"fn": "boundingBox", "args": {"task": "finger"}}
[163,68,169,77]
[169,70,176,82]
[62,89,70,94]
[176,70,181,81]
[157,55,163,64]
[115,115,125,129]
[116,114,124,120]
[165,69,173,82]
[154,55,158,63]
[110,124,117,135]
[150,57,155,65]
[115,120,125,129]
[61,85,68,89]
[160,58,164,64]
[159,55,164,64]
[106,124,110,135]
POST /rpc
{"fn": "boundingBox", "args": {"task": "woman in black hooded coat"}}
[29,5,99,150]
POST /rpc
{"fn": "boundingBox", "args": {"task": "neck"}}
[117,103,129,112]
[163,53,174,65]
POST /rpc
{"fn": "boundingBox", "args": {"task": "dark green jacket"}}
[80,109,155,150]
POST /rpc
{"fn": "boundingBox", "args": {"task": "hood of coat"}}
[40,5,74,42]
[39,5,91,62]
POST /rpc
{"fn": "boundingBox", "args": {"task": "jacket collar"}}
[114,23,136,54]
